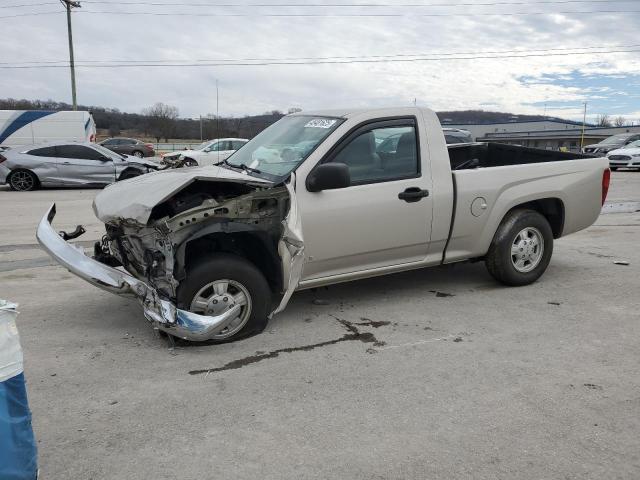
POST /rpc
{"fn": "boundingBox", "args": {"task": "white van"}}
[0,110,97,149]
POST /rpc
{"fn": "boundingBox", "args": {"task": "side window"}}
[102,139,116,146]
[232,141,246,150]
[445,135,464,144]
[331,124,418,184]
[28,146,56,157]
[55,145,105,160]
[122,139,135,145]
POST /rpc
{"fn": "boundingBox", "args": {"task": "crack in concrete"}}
[188,316,386,376]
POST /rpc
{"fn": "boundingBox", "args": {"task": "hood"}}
[588,142,623,150]
[122,155,159,168]
[608,147,640,156]
[93,165,273,224]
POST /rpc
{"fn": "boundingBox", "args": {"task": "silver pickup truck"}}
[37,107,610,343]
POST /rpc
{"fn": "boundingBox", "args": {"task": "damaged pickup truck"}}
[37,107,610,343]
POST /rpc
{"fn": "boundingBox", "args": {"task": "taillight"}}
[0,154,6,164]
[602,168,611,205]
[145,143,154,150]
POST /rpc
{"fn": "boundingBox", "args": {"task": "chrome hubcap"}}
[11,171,34,191]
[189,279,252,339]
[511,227,544,273]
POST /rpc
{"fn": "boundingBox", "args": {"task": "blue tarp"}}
[0,372,37,480]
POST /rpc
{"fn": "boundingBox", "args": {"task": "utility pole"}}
[199,115,203,141]
[580,102,588,151]
[60,0,81,110]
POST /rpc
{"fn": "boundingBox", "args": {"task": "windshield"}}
[92,143,124,160]
[623,140,640,149]
[194,141,213,151]
[601,134,632,145]
[225,115,343,180]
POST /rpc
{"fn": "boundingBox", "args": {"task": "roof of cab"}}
[290,106,427,119]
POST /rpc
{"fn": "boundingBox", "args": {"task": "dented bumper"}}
[36,204,243,341]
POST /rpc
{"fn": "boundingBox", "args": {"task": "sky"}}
[1,0,640,123]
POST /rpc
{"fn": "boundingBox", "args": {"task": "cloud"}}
[1,2,640,120]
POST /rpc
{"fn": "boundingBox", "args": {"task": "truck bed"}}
[448,142,589,170]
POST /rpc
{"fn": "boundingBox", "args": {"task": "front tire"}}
[8,169,38,191]
[182,157,198,167]
[176,254,271,343]
[485,209,553,286]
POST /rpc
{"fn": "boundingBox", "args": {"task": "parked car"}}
[606,139,640,170]
[37,107,609,344]
[443,127,473,144]
[160,138,248,167]
[0,110,96,148]
[582,133,640,155]
[0,141,159,191]
[99,137,155,158]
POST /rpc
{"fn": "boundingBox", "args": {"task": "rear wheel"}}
[132,150,144,158]
[8,169,38,191]
[176,254,271,343]
[485,209,554,286]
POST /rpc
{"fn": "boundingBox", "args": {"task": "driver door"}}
[53,145,116,185]
[298,118,433,281]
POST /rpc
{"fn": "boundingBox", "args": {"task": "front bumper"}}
[36,204,242,341]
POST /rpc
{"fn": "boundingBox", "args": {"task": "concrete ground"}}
[1,172,639,479]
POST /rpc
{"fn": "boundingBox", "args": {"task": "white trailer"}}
[0,110,96,148]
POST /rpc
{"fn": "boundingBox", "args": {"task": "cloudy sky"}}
[2,0,640,122]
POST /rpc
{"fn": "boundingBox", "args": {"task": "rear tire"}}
[8,169,38,191]
[485,209,554,286]
[132,150,144,158]
[176,254,272,343]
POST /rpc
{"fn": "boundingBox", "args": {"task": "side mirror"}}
[306,163,350,192]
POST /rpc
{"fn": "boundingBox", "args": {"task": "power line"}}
[3,7,640,18]
[3,43,640,65]
[0,47,638,68]
[78,0,637,6]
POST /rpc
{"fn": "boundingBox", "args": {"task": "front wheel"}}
[485,209,554,286]
[176,254,271,343]
[182,157,198,167]
[8,169,38,191]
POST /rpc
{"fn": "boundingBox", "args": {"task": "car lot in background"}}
[607,139,640,170]
[99,137,155,158]
[160,138,248,167]
[0,141,159,191]
[582,132,640,155]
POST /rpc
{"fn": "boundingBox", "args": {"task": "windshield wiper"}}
[220,158,262,174]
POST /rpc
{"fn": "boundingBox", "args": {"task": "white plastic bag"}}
[0,300,23,382]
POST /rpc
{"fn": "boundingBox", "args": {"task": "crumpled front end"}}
[36,170,305,341]
[37,204,265,340]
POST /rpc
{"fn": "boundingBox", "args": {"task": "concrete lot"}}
[1,173,639,479]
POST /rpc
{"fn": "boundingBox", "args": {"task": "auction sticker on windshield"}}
[304,119,337,129]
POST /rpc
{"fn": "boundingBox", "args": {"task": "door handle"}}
[398,187,429,203]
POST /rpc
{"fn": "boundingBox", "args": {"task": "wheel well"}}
[509,198,565,238]
[182,232,283,294]
[118,167,143,180]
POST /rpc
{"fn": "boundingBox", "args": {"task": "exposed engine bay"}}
[95,179,292,307]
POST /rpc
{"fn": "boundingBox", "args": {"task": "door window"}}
[55,145,106,160]
[102,139,117,146]
[28,146,56,157]
[330,124,418,184]
[231,140,246,150]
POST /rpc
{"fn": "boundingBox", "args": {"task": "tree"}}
[141,102,179,142]
[614,116,627,127]
[288,107,302,114]
[596,114,612,127]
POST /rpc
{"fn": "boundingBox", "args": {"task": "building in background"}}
[442,118,640,152]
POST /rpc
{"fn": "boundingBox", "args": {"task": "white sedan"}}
[607,140,640,171]
[161,138,248,167]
